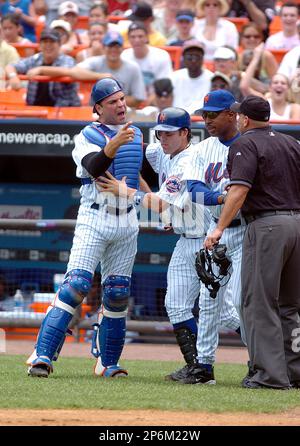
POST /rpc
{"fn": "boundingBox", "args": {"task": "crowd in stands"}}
[1,0,300,121]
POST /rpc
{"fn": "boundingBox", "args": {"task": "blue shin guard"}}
[93,275,130,377]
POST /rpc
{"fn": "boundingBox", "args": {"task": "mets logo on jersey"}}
[204,94,210,104]
[166,176,182,193]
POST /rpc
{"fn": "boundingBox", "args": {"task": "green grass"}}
[0,355,299,413]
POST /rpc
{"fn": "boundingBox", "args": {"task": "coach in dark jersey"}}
[204,95,300,390]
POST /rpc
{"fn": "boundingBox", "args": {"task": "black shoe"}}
[242,378,290,390]
[28,364,50,378]
[290,382,300,389]
[178,364,216,385]
[165,364,190,381]
[241,361,255,386]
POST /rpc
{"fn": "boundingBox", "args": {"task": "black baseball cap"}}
[154,78,173,97]
[40,29,61,42]
[127,2,153,21]
[128,21,147,34]
[230,95,270,122]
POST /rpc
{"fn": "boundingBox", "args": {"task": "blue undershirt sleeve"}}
[187,180,221,205]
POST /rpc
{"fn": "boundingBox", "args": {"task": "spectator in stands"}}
[192,0,239,61]
[265,2,300,51]
[57,1,89,47]
[213,46,243,101]
[127,77,174,121]
[0,21,20,71]
[170,39,213,113]
[44,0,94,26]
[49,19,73,54]
[210,70,232,90]
[278,31,300,104]
[75,21,107,62]
[5,29,81,106]
[0,0,38,42]
[121,2,167,47]
[1,13,32,45]
[34,30,147,108]
[168,9,196,46]
[226,0,276,39]
[0,275,12,311]
[122,22,173,101]
[238,22,278,85]
[239,42,300,119]
[153,0,182,42]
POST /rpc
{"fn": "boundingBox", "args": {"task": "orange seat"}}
[204,60,215,72]
[57,106,93,121]
[269,15,282,35]
[225,17,249,33]
[0,104,59,119]
[76,15,89,30]
[0,88,27,105]
[11,42,39,57]
[270,48,288,64]
[78,80,95,106]
[159,46,182,70]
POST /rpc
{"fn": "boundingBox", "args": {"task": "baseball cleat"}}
[178,364,216,385]
[165,364,190,381]
[28,357,53,378]
[94,358,128,378]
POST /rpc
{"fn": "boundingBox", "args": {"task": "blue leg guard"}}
[93,275,130,376]
[34,269,93,365]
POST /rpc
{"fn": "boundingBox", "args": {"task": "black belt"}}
[182,234,201,239]
[213,216,242,228]
[244,210,300,224]
[91,202,133,215]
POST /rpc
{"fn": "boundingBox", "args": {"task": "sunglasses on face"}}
[202,110,224,119]
[242,34,260,39]
[184,53,202,61]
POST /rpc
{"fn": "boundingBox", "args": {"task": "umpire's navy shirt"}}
[227,126,300,214]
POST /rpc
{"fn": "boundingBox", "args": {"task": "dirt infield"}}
[2,340,298,426]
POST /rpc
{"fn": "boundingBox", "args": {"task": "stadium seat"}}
[57,106,93,121]
[270,48,288,64]
[269,15,282,35]
[0,88,27,105]
[159,46,182,70]
[225,17,249,33]
[11,42,39,57]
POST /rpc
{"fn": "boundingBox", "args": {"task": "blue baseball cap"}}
[176,9,195,22]
[195,90,236,115]
[102,31,124,47]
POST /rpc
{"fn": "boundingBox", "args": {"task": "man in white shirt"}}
[170,40,213,113]
[265,2,300,51]
[122,22,173,100]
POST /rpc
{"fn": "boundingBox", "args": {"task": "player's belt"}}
[244,210,300,224]
[213,217,242,228]
[91,202,133,216]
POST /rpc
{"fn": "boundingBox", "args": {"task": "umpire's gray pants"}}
[242,214,300,388]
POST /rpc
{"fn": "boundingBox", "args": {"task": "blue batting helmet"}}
[154,107,191,131]
[91,78,123,108]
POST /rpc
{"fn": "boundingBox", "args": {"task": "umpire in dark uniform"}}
[204,95,300,389]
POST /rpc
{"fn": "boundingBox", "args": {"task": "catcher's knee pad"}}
[174,325,197,365]
[102,275,130,313]
[35,307,73,362]
[58,269,93,309]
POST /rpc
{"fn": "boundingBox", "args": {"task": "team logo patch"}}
[159,112,166,123]
[166,176,181,193]
[204,94,210,104]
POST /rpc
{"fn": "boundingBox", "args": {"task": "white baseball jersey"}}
[181,136,246,363]
[145,142,238,328]
[67,124,139,282]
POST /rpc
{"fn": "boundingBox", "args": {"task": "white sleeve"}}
[145,143,162,173]
[181,144,206,183]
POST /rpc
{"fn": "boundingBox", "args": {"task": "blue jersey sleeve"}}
[187,180,221,205]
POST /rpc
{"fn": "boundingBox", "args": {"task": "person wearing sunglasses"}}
[178,89,246,385]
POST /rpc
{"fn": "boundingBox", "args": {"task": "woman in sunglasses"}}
[238,22,278,88]
[192,0,239,61]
